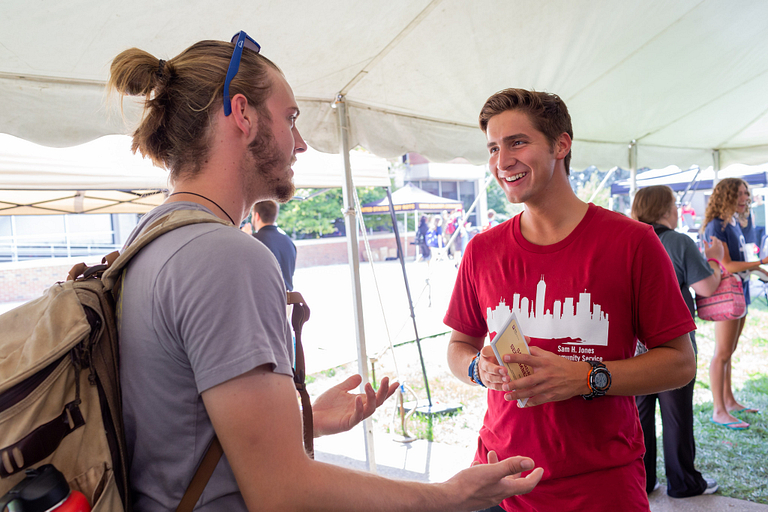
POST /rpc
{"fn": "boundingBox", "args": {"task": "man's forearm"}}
[499,334,696,405]
[447,332,484,385]
[257,451,540,512]
[604,334,695,396]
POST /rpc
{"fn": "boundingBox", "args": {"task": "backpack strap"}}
[175,292,313,511]
[101,209,230,291]
[288,291,314,458]
[175,436,224,512]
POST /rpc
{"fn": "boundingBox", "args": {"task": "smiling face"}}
[243,68,307,203]
[735,183,750,215]
[485,109,570,206]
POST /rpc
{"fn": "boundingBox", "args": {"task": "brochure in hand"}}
[490,313,533,407]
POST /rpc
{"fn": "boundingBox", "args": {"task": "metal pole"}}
[386,186,432,407]
[713,149,721,187]
[629,140,638,208]
[678,166,702,207]
[587,166,618,204]
[335,94,376,473]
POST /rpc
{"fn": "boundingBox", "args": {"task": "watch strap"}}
[582,360,610,400]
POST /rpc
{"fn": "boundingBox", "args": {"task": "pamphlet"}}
[490,313,532,407]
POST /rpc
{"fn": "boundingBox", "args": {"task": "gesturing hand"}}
[450,450,542,509]
[703,237,725,262]
[312,375,399,437]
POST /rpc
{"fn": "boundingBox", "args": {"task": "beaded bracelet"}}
[468,352,486,388]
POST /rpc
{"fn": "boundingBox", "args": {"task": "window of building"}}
[441,181,458,199]
[420,181,440,196]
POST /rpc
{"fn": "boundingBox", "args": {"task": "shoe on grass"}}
[701,478,719,495]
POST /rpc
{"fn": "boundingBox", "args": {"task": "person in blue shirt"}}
[251,200,296,291]
[702,178,768,430]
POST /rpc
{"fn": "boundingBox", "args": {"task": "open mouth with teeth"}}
[503,172,527,182]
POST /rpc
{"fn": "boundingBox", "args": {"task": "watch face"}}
[594,371,609,390]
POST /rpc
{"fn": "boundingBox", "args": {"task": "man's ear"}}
[554,132,572,160]
[230,93,256,137]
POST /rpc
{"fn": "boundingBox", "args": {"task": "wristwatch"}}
[582,360,611,400]
[468,352,486,388]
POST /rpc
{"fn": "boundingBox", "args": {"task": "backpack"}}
[0,210,232,511]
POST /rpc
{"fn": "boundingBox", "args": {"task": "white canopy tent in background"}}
[610,163,768,195]
[2,1,768,171]
[3,0,768,470]
[0,134,390,214]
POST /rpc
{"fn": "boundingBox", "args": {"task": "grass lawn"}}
[654,298,768,503]
[308,284,768,503]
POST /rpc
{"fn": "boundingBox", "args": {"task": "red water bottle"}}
[0,464,91,512]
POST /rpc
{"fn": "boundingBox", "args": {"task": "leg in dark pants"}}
[636,392,659,493]
[657,375,706,497]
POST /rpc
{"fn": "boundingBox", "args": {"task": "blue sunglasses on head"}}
[223,31,262,116]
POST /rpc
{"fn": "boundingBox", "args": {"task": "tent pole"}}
[587,166,617,204]
[335,94,376,473]
[386,186,432,407]
[629,140,638,207]
[713,149,721,187]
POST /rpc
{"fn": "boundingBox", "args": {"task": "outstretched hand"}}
[312,375,399,437]
[447,450,542,509]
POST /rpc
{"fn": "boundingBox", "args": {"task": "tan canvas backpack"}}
[0,210,237,511]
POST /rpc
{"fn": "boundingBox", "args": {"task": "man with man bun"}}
[109,32,542,511]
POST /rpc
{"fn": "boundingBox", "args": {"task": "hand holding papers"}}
[490,313,533,407]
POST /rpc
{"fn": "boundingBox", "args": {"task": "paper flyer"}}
[490,312,532,407]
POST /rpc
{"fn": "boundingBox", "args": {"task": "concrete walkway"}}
[315,426,768,511]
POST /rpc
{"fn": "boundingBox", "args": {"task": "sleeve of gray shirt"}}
[153,225,294,393]
[678,233,714,287]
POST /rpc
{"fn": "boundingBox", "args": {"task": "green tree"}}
[279,187,391,238]
[485,173,524,221]
[575,171,610,208]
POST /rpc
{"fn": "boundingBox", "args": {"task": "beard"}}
[245,116,295,203]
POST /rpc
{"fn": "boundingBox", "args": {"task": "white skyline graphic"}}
[487,276,609,346]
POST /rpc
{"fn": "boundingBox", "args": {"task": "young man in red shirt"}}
[445,89,696,512]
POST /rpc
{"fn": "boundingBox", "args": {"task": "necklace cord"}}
[168,191,236,225]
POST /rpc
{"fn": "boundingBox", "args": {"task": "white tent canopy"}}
[2,1,768,171]
[610,163,768,196]
[0,134,390,214]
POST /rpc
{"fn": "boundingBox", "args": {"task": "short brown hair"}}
[109,39,280,183]
[631,186,675,225]
[253,200,279,224]
[479,89,573,174]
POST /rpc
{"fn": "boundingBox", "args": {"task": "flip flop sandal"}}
[709,418,750,430]
[730,407,759,414]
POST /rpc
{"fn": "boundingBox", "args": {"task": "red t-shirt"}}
[444,204,695,512]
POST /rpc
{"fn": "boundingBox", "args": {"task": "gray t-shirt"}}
[118,202,293,511]
[657,228,714,318]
